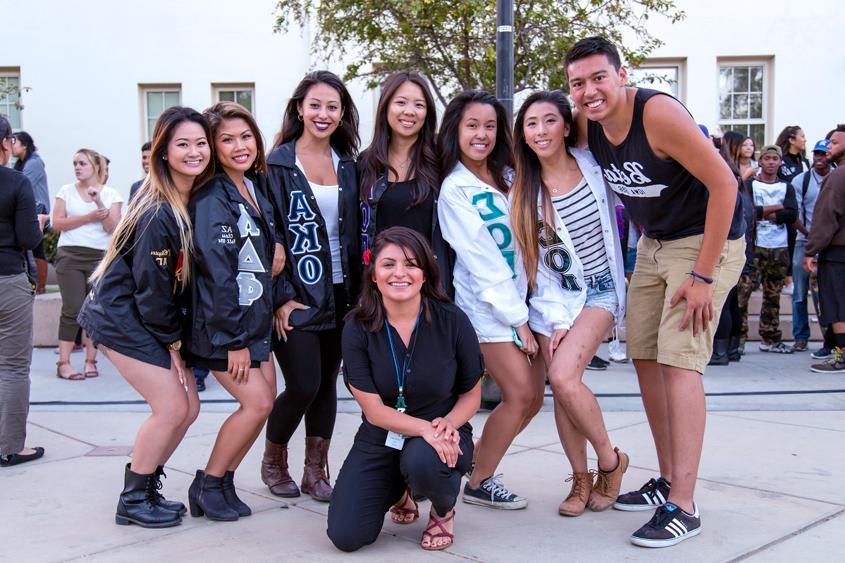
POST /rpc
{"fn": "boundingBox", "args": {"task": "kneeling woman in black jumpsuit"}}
[79,106,214,528]
[184,102,278,521]
[328,227,483,552]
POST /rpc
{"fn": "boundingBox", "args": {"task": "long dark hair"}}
[93,106,215,286]
[347,226,450,332]
[204,101,267,176]
[511,90,577,289]
[438,89,514,193]
[720,130,744,177]
[775,125,804,158]
[272,70,360,157]
[12,131,36,171]
[359,72,439,204]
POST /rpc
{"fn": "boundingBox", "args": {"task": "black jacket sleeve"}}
[193,193,249,351]
[774,183,798,225]
[15,175,43,250]
[131,209,182,345]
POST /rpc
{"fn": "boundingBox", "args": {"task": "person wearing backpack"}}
[790,140,832,352]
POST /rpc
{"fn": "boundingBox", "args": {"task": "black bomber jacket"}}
[78,204,185,369]
[266,140,361,331]
[185,173,276,362]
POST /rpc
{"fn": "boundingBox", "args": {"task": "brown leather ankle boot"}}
[558,471,594,517]
[589,447,629,511]
[261,440,299,498]
[301,436,332,502]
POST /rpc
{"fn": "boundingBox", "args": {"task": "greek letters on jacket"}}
[265,140,362,331]
[77,205,184,369]
[186,173,275,362]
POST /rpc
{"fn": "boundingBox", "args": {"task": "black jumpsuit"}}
[327,300,483,552]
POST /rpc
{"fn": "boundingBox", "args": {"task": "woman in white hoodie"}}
[510,90,628,517]
[437,90,543,510]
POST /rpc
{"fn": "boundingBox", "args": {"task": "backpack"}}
[801,172,812,226]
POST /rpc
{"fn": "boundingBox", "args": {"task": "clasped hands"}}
[422,417,462,468]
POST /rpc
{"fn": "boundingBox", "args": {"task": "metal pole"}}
[496,0,514,121]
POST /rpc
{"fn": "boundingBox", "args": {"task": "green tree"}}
[274,0,684,105]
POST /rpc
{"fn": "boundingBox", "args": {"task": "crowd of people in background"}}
[1,35,844,554]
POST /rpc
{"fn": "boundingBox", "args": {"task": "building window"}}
[718,62,767,149]
[141,86,181,140]
[213,84,254,113]
[628,60,684,101]
[0,71,22,129]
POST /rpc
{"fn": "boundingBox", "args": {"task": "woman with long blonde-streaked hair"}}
[78,106,215,529]
[510,90,628,518]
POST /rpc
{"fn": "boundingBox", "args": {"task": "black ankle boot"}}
[728,336,742,362]
[188,470,239,521]
[116,465,182,528]
[153,465,187,516]
[222,470,252,517]
[708,338,730,366]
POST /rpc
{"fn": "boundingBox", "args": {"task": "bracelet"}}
[688,271,714,285]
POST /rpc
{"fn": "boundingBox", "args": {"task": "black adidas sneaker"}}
[614,477,670,511]
[630,502,701,548]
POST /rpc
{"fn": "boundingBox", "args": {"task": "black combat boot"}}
[115,465,182,528]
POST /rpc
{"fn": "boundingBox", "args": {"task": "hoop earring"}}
[298,114,303,122]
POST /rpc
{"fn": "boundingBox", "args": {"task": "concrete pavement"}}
[3,344,845,562]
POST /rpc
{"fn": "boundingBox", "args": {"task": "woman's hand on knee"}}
[422,428,462,468]
[430,417,459,444]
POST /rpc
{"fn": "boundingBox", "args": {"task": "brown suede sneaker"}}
[589,447,629,511]
[558,471,594,517]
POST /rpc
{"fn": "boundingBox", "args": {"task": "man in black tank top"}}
[565,37,746,549]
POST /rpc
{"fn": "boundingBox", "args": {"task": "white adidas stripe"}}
[665,522,681,538]
[665,519,688,538]
[655,490,666,504]
[641,492,657,505]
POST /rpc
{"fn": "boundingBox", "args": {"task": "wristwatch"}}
[167,340,182,351]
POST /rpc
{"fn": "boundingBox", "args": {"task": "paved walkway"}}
[4,345,845,562]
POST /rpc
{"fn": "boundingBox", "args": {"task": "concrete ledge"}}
[33,292,61,347]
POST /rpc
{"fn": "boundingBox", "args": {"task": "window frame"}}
[0,68,23,130]
[627,58,686,103]
[139,84,182,142]
[716,57,773,148]
[211,83,255,113]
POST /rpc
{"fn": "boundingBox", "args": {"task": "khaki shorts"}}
[627,234,745,374]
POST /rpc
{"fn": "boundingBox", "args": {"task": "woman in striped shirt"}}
[510,90,628,518]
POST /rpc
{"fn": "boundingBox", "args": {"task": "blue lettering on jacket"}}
[287,190,323,285]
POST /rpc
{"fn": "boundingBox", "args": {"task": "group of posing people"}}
[14,35,837,551]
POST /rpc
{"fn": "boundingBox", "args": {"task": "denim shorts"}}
[584,269,618,316]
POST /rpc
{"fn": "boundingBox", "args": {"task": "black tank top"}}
[588,88,744,241]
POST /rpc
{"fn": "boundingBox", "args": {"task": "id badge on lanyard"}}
[384,313,420,450]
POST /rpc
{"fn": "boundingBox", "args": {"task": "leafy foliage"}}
[274,0,684,104]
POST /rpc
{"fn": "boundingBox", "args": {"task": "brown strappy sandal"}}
[389,486,419,524]
[421,509,455,551]
[83,358,99,378]
[56,360,84,381]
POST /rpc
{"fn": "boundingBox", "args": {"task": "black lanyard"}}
[384,313,421,413]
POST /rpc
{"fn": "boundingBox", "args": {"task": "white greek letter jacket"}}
[438,162,529,343]
[529,148,626,336]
